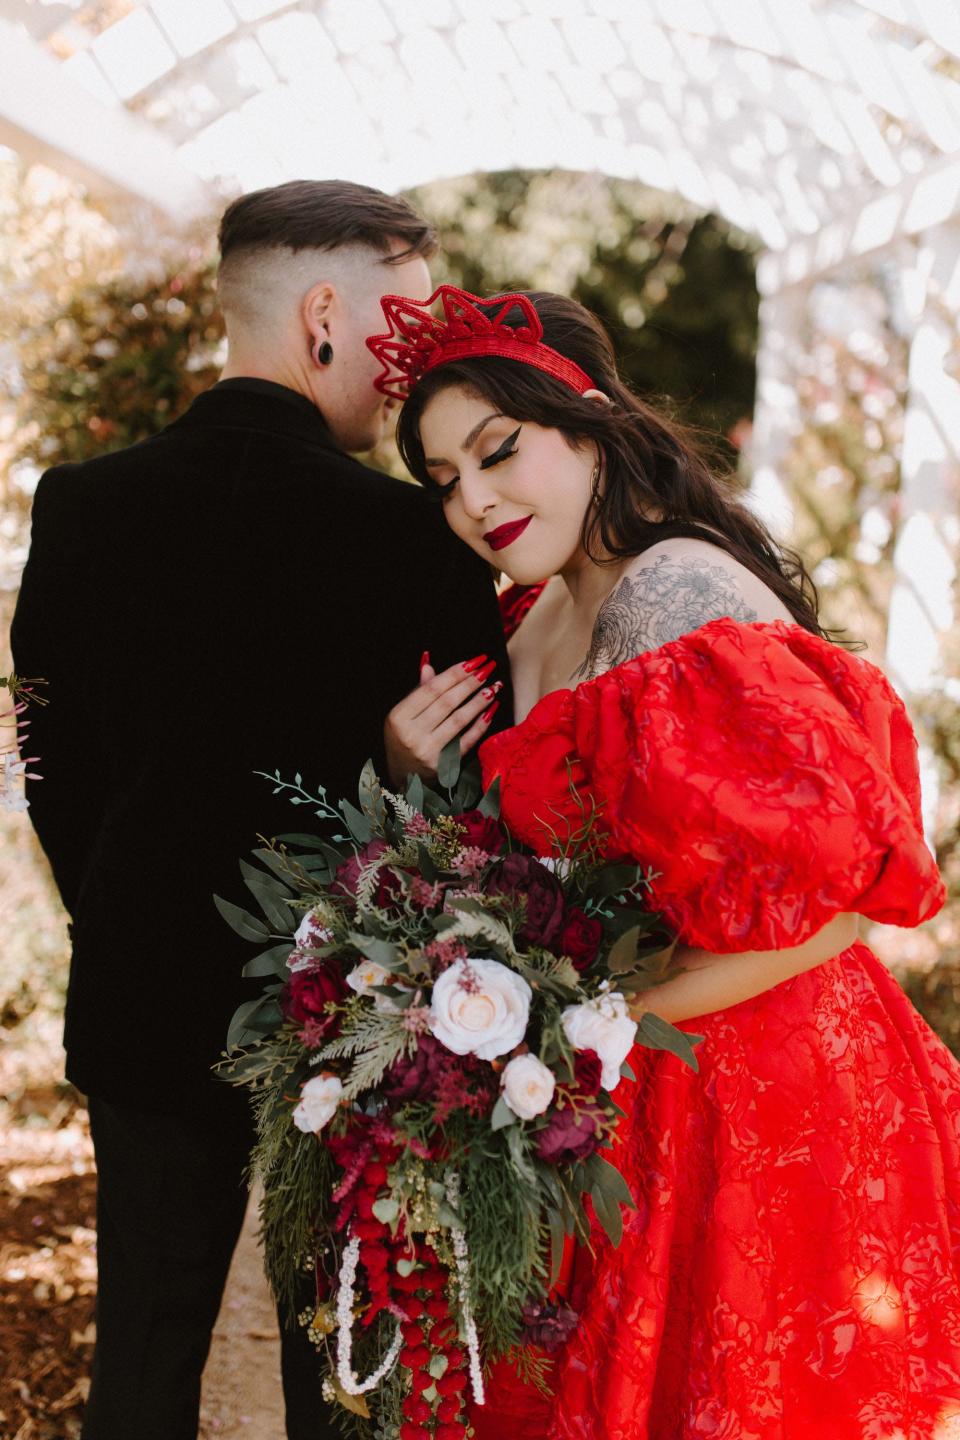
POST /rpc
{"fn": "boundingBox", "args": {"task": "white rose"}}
[346,960,401,1012]
[430,958,532,1061]
[292,1073,343,1134]
[561,991,637,1093]
[500,1054,556,1120]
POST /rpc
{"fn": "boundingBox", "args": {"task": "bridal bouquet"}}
[220,747,698,1439]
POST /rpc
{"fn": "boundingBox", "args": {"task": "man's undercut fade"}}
[218,178,437,267]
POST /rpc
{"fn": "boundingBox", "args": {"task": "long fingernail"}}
[473,661,496,684]
[419,650,430,671]
[462,654,488,673]
[482,701,500,725]
[481,681,503,700]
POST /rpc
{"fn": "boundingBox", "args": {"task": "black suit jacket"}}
[11,379,510,1113]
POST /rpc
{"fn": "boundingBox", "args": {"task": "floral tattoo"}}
[576,556,758,679]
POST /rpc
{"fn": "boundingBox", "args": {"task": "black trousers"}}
[80,1094,344,1440]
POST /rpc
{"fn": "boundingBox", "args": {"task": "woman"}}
[367,287,960,1438]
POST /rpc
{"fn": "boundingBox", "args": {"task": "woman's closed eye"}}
[431,425,521,501]
[479,425,521,471]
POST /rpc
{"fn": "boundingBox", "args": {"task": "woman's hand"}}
[629,911,861,1025]
[384,652,503,787]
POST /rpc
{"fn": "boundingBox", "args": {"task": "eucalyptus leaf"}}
[547,1205,566,1288]
[349,935,402,970]
[214,895,271,943]
[584,1153,636,1210]
[227,996,270,1050]
[274,832,331,851]
[428,1353,449,1380]
[371,1196,399,1226]
[252,848,299,884]
[340,800,374,844]
[239,860,296,932]
[590,1180,624,1248]
[589,864,645,899]
[405,773,425,813]
[396,1257,416,1277]
[242,943,294,979]
[607,925,641,975]
[491,1095,517,1131]
[358,760,387,826]
[478,774,501,819]
[637,1012,703,1071]
[438,735,462,790]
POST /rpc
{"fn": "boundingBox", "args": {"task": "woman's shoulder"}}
[581,536,792,679]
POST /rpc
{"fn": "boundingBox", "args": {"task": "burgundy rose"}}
[520,1299,579,1352]
[487,853,565,948]
[534,1102,604,1164]
[556,906,603,970]
[333,839,388,897]
[452,810,505,855]
[333,839,405,913]
[281,964,347,1036]
[381,1034,449,1102]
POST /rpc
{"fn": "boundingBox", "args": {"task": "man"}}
[11,179,509,1440]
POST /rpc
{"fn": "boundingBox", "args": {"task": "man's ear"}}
[302,281,335,348]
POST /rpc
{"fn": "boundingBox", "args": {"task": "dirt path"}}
[199,1185,285,1439]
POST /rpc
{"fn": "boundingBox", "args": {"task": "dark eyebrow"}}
[424,412,504,468]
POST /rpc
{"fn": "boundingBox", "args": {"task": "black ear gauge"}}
[313,339,334,365]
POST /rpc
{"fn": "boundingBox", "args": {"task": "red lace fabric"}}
[469,611,960,1439]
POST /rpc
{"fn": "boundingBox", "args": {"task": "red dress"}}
[471,602,960,1440]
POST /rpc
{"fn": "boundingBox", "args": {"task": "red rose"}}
[452,810,505,855]
[281,964,346,1032]
[569,1049,603,1096]
[556,906,603,970]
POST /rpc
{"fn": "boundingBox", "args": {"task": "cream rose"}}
[561,991,637,1092]
[500,1054,556,1120]
[430,958,532,1061]
[346,959,402,1012]
[292,1073,343,1134]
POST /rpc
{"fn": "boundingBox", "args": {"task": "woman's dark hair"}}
[396,291,842,644]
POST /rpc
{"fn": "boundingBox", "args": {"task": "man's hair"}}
[218,178,437,266]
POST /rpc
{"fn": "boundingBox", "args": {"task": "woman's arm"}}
[629,912,860,1024]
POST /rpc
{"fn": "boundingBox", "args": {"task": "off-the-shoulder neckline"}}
[503,613,822,733]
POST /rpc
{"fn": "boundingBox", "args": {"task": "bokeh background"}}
[2,1,960,1435]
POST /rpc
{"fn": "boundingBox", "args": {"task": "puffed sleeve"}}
[482,619,945,954]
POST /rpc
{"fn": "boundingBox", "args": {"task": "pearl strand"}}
[446,1172,485,1406]
[335,1232,403,1395]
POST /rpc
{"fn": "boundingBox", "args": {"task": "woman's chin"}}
[495,558,554,587]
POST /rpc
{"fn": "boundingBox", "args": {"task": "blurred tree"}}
[408,170,759,452]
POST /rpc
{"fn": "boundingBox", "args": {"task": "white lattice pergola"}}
[2,0,959,707]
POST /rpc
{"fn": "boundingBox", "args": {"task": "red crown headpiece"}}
[366,284,595,402]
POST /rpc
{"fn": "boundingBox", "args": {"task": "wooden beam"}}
[0,18,212,224]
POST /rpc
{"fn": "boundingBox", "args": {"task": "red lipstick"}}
[482,515,532,552]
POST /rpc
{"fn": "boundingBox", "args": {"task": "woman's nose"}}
[456,469,498,522]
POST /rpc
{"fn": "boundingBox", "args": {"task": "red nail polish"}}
[474,661,496,684]
[481,681,503,700]
[419,650,430,671]
[482,700,500,725]
[462,654,488,673]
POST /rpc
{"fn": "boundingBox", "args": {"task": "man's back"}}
[12,379,507,1112]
